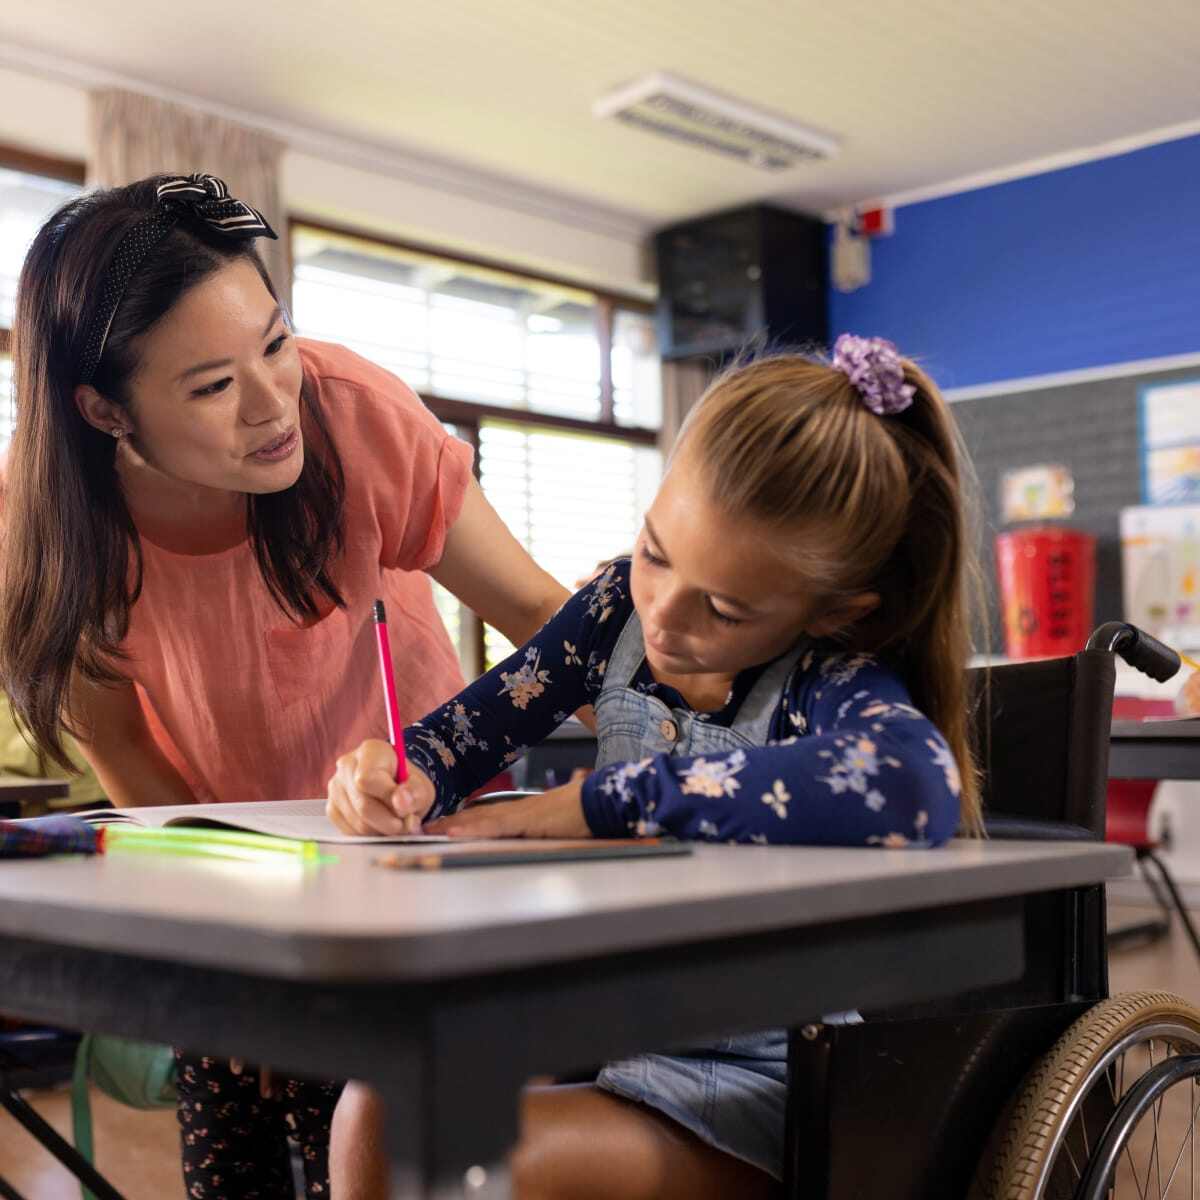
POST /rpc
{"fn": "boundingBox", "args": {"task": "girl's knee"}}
[330,1082,390,1200]
[333,1081,385,1132]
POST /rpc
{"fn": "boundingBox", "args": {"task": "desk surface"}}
[1111,719,1200,739]
[1109,719,1200,779]
[0,839,1131,982]
[0,775,71,803]
[0,837,1131,1194]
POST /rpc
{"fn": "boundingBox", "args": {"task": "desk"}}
[0,840,1129,1198]
[0,775,71,818]
[1110,719,1200,780]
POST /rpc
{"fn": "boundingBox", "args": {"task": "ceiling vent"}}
[593,72,839,171]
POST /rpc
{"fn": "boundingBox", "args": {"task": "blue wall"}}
[829,134,1200,391]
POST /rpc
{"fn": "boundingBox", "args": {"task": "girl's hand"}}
[426,781,590,839]
[326,740,436,835]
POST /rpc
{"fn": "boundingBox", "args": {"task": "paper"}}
[1121,504,1200,647]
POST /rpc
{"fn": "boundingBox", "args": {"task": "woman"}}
[0,173,571,1197]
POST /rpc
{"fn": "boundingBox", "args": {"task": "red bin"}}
[994,528,1096,660]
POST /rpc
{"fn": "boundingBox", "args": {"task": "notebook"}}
[76,797,453,845]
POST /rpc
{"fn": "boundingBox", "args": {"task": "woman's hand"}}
[326,740,436,835]
[426,780,591,839]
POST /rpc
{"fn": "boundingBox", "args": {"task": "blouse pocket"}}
[264,603,352,712]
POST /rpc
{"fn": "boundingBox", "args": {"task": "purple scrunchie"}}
[831,334,915,416]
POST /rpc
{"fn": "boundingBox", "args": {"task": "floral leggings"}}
[174,1050,343,1199]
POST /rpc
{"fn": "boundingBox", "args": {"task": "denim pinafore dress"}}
[590,610,807,1181]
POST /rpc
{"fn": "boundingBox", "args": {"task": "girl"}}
[327,335,981,1198]
[1,173,573,1198]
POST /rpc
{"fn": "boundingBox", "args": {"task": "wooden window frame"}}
[0,145,86,187]
[0,145,87,352]
[289,215,658,440]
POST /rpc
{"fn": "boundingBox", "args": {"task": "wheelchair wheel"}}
[971,991,1200,1199]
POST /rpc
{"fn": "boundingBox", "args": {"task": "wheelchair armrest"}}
[983,816,1100,842]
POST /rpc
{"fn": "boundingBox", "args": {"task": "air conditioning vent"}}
[593,72,839,171]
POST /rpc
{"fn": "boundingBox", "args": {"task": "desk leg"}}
[378,1076,515,1199]
[418,1161,512,1199]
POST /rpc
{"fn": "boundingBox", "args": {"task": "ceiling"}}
[3,0,1199,228]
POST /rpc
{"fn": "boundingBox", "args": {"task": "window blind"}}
[480,422,659,667]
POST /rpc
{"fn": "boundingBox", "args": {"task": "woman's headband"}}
[831,334,915,416]
[79,173,278,386]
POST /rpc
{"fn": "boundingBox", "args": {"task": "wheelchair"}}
[784,622,1200,1200]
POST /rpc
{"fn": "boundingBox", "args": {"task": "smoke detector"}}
[593,72,839,171]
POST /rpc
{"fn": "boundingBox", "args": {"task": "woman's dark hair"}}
[0,175,345,768]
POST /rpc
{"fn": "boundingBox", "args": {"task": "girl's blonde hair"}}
[676,351,983,835]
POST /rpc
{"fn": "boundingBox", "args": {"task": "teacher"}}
[0,172,571,1197]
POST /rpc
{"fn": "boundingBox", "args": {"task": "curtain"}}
[88,89,290,308]
[659,358,713,454]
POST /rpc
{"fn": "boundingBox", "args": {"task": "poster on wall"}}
[1141,379,1200,504]
[1000,463,1076,522]
[1121,504,1200,648]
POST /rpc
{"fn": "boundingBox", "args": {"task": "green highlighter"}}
[102,825,331,863]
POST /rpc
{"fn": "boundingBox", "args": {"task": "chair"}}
[0,1026,126,1200]
[782,633,1200,1199]
[1103,695,1200,962]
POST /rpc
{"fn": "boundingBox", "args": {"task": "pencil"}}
[372,599,408,782]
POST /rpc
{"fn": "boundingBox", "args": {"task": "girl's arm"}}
[404,566,626,817]
[580,655,962,848]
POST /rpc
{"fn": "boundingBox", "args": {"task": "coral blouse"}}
[120,339,472,803]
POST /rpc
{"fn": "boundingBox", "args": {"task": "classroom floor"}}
[1,900,1198,1199]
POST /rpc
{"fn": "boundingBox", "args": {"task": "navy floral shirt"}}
[405,559,962,847]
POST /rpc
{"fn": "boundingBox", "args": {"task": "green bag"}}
[71,1035,176,1200]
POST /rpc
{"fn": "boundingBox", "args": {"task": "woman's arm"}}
[69,675,195,808]
[429,477,568,647]
[428,476,596,732]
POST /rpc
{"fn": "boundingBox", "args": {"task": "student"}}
[0,173,572,1199]
[327,336,981,1197]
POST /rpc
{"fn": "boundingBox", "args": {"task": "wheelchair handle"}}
[1085,621,1181,682]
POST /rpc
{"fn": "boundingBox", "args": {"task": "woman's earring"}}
[111,428,126,439]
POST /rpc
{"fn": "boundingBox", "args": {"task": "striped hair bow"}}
[155,173,277,238]
[79,173,277,385]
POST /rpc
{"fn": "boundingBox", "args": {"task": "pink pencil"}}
[372,600,408,782]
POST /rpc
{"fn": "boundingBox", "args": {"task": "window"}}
[612,308,663,429]
[479,422,660,666]
[291,221,661,671]
[0,154,86,451]
[292,224,610,421]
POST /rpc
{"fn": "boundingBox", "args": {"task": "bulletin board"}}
[1140,378,1200,504]
[951,361,1200,653]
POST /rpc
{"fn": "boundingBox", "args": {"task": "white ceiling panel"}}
[3,0,1198,225]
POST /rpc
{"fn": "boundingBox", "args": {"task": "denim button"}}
[659,718,678,742]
